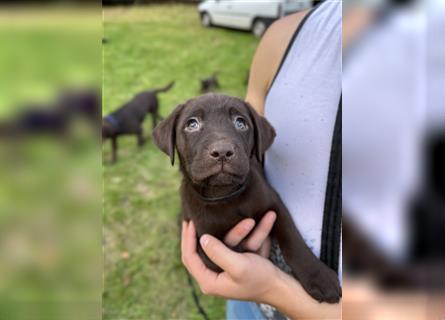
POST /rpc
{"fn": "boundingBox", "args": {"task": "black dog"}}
[200,73,220,93]
[103,81,174,163]
[153,94,341,303]
[0,89,100,139]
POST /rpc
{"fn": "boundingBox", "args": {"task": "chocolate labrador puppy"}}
[153,94,341,303]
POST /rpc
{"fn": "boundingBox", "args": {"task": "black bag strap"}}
[320,95,342,273]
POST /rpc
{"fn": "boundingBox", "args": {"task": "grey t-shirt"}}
[259,1,342,318]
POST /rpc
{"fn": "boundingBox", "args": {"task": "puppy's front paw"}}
[299,264,341,303]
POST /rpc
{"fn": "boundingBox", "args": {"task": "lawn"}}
[0,11,102,320]
[103,5,259,319]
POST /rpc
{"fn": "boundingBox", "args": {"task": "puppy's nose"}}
[209,142,235,161]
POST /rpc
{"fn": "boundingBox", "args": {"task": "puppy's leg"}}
[152,112,162,129]
[111,137,118,163]
[137,128,145,147]
[272,198,341,303]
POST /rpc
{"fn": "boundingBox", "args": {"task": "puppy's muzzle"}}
[208,141,235,162]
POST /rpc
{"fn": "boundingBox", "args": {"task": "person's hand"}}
[181,212,342,319]
[223,210,276,257]
[181,211,281,302]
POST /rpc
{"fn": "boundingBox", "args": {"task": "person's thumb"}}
[200,234,245,275]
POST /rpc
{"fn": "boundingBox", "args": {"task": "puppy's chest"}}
[186,198,270,239]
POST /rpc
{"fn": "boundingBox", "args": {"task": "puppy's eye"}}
[233,116,248,131]
[185,117,200,132]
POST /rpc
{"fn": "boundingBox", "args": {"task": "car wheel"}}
[252,19,267,37]
[201,12,212,27]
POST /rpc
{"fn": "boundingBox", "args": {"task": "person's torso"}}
[264,1,342,259]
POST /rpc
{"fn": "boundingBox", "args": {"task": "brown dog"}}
[153,93,341,303]
[200,72,220,93]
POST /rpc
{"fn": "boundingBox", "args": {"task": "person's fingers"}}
[223,218,255,247]
[200,233,246,278]
[181,220,195,268]
[243,211,276,252]
[258,237,272,258]
[181,220,188,258]
[182,221,204,270]
[182,221,220,293]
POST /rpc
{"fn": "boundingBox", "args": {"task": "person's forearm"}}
[265,268,341,319]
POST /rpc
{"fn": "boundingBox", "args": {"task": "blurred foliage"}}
[0,7,101,117]
[103,0,200,5]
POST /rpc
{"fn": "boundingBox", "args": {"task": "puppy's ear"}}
[245,102,276,162]
[153,104,184,166]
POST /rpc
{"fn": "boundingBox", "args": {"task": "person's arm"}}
[246,10,309,116]
[181,217,341,319]
[269,267,341,319]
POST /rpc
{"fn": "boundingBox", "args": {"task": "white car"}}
[198,0,312,37]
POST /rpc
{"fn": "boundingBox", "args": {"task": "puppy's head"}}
[153,94,275,187]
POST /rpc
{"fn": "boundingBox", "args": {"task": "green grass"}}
[0,12,102,320]
[103,5,259,319]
